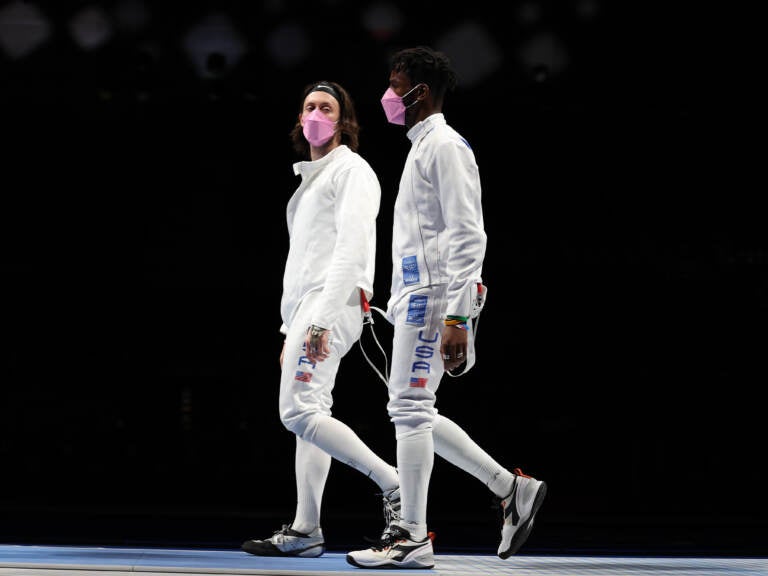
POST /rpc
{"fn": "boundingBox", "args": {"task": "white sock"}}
[395,428,433,541]
[399,520,428,542]
[291,436,330,535]
[433,414,514,498]
[302,413,399,491]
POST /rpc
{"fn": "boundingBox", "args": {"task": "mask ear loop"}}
[402,83,426,108]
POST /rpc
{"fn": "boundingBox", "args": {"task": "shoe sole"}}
[242,542,325,558]
[498,481,547,559]
[346,554,434,569]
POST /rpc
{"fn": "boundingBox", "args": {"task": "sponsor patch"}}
[406,294,428,326]
[402,255,419,286]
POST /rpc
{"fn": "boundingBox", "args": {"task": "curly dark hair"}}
[290,80,360,157]
[389,46,457,105]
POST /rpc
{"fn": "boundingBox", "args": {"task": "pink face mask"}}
[302,108,336,147]
[380,85,420,125]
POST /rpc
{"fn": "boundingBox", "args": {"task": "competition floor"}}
[0,544,766,576]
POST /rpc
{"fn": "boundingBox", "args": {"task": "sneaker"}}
[241,524,325,558]
[498,468,547,559]
[347,524,434,569]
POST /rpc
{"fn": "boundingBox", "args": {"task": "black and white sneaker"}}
[347,524,434,569]
[497,468,547,559]
[241,524,324,558]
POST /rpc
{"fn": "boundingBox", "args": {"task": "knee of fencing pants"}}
[279,352,335,438]
[280,407,310,437]
[279,368,335,437]
[388,390,437,439]
[394,420,434,440]
[280,409,329,444]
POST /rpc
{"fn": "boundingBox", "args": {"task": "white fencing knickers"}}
[386,285,451,439]
[279,288,365,437]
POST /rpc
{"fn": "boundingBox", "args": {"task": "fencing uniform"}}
[386,113,487,436]
[280,144,379,434]
[385,113,535,538]
[276,144,398,535]
[346,61,548,569]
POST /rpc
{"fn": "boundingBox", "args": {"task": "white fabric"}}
[281,145,380,333]
[395,429,433,539]
[292,436,330,533]
[387,114,486,322]
[301,412,399,492]
[386,285,444,435]
[280,288,398,495]
[386,113,514,537]
[279,290,357,433]
[277,147,395,532]
[433,414,514,498]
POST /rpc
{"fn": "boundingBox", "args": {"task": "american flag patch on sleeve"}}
[409,377,427,388]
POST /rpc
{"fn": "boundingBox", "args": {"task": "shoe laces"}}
[365,525,436,550]
[381,489,402,528]
[361,489,401,543]
[270,524,306,544]
[513,467,532,479]
[370,524,410,551]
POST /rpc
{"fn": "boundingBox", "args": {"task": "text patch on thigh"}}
[406,293,428,326]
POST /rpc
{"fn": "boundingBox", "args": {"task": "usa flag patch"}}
[295,371,312,383]
[409,377,427,388]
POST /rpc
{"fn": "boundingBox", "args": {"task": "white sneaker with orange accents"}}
[498,468,547,559]
[346,524,434,569]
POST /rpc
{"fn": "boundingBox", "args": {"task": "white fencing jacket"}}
[387,113,487,321]
[280,145,381,334]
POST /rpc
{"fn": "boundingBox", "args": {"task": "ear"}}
[418,83,429,101]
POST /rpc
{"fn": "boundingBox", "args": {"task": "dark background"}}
[3,0,765,556]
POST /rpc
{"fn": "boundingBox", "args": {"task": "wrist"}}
[444,316,468,330]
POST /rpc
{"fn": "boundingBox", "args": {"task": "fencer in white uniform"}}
[347,47,546,571]
[243,81,399,559]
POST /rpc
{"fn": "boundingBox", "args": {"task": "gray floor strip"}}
[0,544,766,576]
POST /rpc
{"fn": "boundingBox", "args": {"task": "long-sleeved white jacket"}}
[280,145,381,334]
[387,113,486,321]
